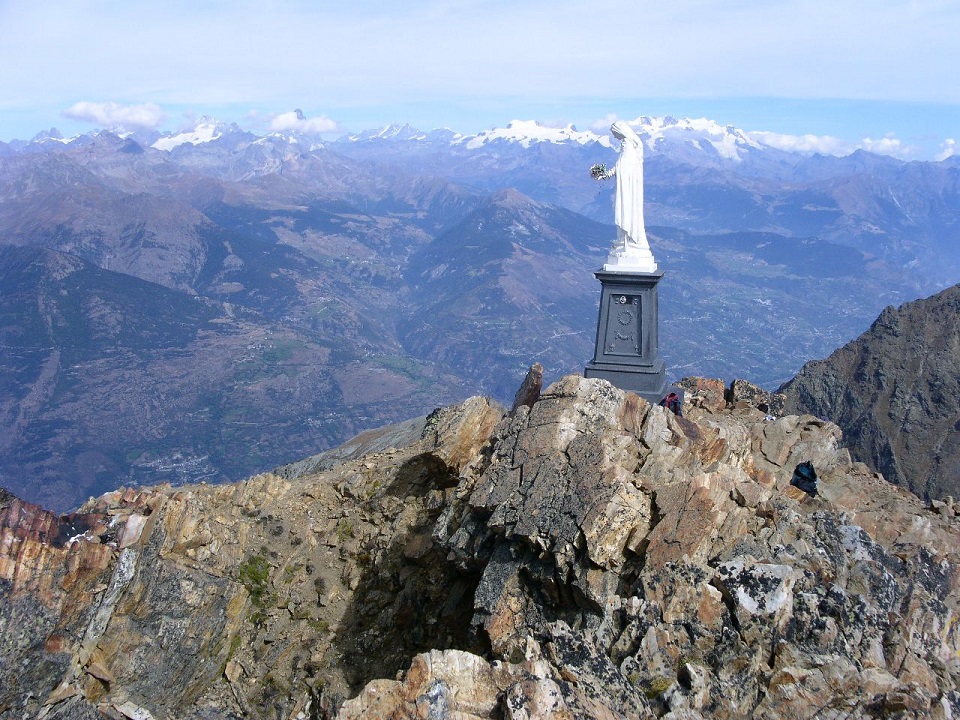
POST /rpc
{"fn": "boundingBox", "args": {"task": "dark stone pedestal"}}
[584,270,667,404]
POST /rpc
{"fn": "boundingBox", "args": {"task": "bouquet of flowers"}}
[590,163,609,180]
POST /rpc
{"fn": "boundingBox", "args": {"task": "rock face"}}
[510,362,544,415]
[779,283,960,501]
[1,376,958,719]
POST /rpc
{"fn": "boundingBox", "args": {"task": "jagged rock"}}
[712,559,801,646]
[727,378,787,415]
[112,701,156,720]
[510,362,544,415]
[338,649,518,719]
[430,375,958,718]
[675,377,727,413]
[780,283,960,501]
[676,376,788,417]
[1,375,958,719]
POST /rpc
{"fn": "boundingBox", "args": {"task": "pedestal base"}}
[584,359,668,404]
[584,269,668,405]
[603,246,657,274]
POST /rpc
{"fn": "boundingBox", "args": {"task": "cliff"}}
[780,283,960,501]
[1,374,958,719]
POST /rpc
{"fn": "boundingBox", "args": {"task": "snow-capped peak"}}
[343,124,464,146]
[446,116,761,161]
[152,117,233,152]
[29,127,79,145]
[328,115,773,163]
[347,124,445,143]
[458,120,607,150]
[256,132,304,146]
[628,115,762,161]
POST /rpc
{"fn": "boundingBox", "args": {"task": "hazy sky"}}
[1,0,958,159]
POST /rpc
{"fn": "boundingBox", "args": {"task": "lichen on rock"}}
[0,375,957,719]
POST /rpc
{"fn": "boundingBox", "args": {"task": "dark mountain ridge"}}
[780,283,960,501]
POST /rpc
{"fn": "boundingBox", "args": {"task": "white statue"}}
[591,121,657,273]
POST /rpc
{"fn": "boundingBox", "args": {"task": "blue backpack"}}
[790,461,818,497]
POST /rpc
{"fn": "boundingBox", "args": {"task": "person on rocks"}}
[659,391,682,416]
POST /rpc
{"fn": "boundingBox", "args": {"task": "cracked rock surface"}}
[1,376,958,719]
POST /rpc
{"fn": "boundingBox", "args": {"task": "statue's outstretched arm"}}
[590,163,616,180]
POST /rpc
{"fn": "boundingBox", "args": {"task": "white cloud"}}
[62,101,165,129]
[935,138,957,161]
[589,114,621,134]
[750,130,917,159]
[749,130,854,156]
[269,110,339,135]
[860,134,915,159]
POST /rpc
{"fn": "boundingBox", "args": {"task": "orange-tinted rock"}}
[2,375,958,720]
[676,377,727,413]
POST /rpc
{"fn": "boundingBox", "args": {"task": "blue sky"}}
[1,0,958,159]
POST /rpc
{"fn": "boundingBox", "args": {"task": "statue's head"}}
[611,121,641,148]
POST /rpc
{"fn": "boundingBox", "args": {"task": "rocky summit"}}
[1,374,958,719]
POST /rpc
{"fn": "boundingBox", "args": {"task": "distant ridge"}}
[340,115,766,161]
[780,283,960,501]
[14,114,802,163]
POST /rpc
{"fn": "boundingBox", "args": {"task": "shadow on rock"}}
[328,452,490,705]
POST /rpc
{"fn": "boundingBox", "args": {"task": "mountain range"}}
[1,115,957,510]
